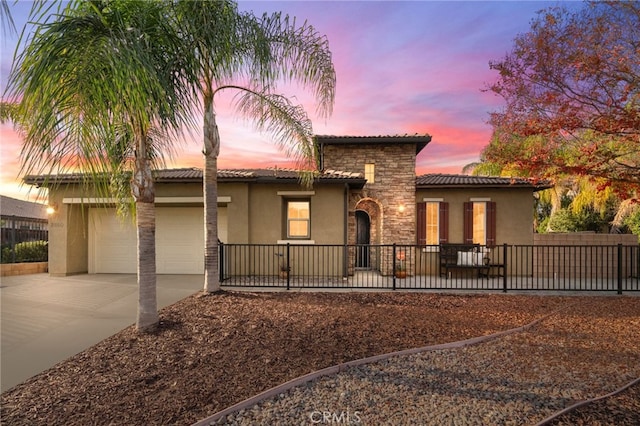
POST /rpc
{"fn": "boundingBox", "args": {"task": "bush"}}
[624,209,640,242]
[2,240,49,263]
[1,247,12,264]
[547,209,579,233]
[544,207,610,233]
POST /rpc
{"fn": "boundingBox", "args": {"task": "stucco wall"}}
[414,187,537,276]
[219,183,249,244]
[246,183,345,244]
[48,185,89,276]
[415,187,536,246]
[46,180,347,275]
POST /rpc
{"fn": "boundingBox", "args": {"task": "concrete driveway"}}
[0,273,203,392]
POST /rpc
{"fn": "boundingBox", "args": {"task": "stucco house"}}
[25,135,549,277]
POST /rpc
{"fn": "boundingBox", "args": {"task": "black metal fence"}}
[1,215,49,264]
[219,243,640,294]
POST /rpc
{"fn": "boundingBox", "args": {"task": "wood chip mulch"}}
[0,291,637,425]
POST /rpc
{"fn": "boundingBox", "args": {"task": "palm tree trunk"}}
[203,95,220,293]
[136,201,158,331]
[132,139,159,331]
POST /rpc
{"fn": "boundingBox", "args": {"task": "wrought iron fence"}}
[219,243,639,294]
[0,215,49,264]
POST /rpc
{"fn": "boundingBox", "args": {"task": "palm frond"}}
[0,101,17,123]
[7,0,197,200]
[231,87,316,183]
[258,12,336,118]
[0,0,15,35]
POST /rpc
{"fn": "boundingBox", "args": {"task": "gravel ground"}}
[206,297,640,426]
[1,292,638,425]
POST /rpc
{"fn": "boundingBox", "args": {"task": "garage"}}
[88,206,226,274]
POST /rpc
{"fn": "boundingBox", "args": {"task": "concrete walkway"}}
[0,273,202,392]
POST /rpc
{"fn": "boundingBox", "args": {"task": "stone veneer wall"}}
[323,143,417,245]
[323,143,417,275]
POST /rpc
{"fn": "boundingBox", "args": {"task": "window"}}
[425,202,439,245]
[473,202,486,245]
[364,163,375,183]
[464,201,496,246]
[417,201,448,246]
[286,200,310,239]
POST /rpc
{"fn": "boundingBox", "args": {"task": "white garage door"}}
[89,207,227,274]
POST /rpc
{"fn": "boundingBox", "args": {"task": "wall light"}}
[46,204,57,215]
[398,204,405,213]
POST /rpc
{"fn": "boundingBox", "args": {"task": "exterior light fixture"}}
[398,204,405,213]
[46,204,56,215]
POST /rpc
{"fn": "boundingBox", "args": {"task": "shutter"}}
[486,201,497,247]
[416,202,426,245]
[463,202,474,244]
[439,202,449,243]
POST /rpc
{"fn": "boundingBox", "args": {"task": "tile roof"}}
[0,195,48,219]
[23,169,551,191]
[315,134,432,154]
[316,134,432,141]
[157,167,364,181]
[24,168,366,186]
[416,174,552,190]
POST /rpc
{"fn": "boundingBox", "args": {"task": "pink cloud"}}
[2,1,557,200]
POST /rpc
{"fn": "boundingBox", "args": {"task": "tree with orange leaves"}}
[485,1,639,197]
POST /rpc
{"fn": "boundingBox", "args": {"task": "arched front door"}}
[356,210,370,268]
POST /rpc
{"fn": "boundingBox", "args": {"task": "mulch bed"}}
[0,291,637,425]
[547,381,640,425]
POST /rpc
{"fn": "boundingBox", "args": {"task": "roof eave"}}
[315,135,432,154]
[416,183,553,191]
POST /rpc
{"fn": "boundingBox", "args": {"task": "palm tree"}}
[6,0,196,331]
[174,0,336,292]
[0,0,15,35]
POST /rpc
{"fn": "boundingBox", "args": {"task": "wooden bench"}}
[439,243,489,279]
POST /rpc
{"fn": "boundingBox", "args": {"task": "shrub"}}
[1,247,13,264]
[547,209,579,233]
[10,240,48,263]
[624,209,640,242]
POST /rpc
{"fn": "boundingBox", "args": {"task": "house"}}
[1,195,49,220]
[1,195,49,247]
[1,195,49,273]
[24,135,549,276]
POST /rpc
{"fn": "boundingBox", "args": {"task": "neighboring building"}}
[24,135,549,276]
[1,195,49,246]
[1,195,48,220]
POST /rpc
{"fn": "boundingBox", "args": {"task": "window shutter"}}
[463,202,474,244]
[439,202,449,243]
[486,201,497,247]
[417,202,426,245]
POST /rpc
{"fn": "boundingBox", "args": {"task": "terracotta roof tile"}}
[25,167,365,186]
[156,167,353,180]
[416,173,551,190]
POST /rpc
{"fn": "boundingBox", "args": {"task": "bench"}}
[439,243,489,279]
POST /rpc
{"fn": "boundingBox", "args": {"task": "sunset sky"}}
[0,1,562,202]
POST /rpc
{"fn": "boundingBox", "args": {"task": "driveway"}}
[0,273,202,392]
